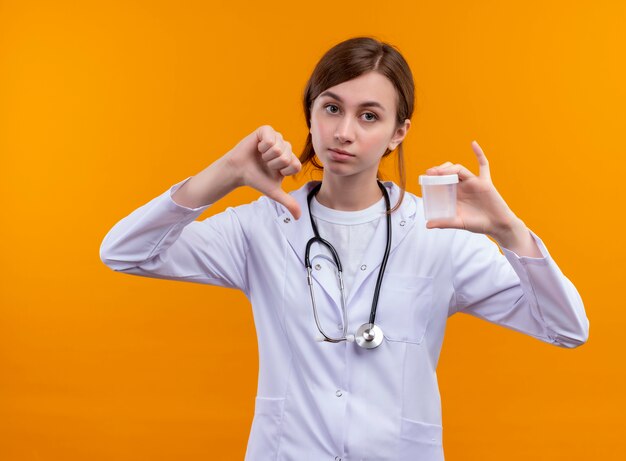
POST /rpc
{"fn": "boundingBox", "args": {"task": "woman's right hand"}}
[225,125,303,219]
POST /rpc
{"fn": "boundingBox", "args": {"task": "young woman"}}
[100,37,589,461]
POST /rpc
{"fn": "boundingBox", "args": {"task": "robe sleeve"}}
[100,176,250,293]
[449,229,589,348]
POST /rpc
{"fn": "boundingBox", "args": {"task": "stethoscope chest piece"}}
[355,323,384,349]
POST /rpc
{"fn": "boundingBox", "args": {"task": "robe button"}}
[400,220,406,226]
[360,265,367,271]
[283,217,290,223]
[315,264,321,271]
[335,389,343,397]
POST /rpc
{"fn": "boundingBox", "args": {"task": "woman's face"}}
[309,71,410,181]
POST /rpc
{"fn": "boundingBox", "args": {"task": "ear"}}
[388,119,411,151]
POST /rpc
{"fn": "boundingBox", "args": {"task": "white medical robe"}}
[100,178,589,461]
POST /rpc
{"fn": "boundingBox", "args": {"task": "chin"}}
[324,167,374,181]
[320,162,355,175]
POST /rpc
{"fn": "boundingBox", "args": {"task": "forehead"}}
[316,72,398,111]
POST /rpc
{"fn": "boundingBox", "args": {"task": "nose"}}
[334,116,355,144]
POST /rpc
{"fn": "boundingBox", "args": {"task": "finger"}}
[265,187,302,220]
[425,216,464,230]
[427,163,474,181]
[454,164,474,181]
[258,137,278,155]
[257,128,282,154]
[266,151,294,171]
[261,139,285,161]
[279,156,302,176]
[426,161,453,175]
[471,140,491,180]
[255,125,272,141]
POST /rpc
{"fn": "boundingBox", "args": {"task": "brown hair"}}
[300,36,415,213]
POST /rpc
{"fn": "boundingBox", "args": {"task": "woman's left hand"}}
[425,141,538,253]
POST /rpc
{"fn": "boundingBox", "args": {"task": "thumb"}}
[265,187,302,220]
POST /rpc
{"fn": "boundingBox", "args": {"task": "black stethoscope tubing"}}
[305,180,392,329]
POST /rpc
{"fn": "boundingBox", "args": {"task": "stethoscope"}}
[304,181,392,349]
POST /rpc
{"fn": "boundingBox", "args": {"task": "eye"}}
[324,104,339,114]
[362,112,378,122]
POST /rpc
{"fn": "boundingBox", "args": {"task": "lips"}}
[327,148,355,162]
[329,148,354,156]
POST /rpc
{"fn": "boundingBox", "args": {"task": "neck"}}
[316,174,383,211]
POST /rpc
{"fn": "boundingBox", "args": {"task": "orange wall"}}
[1,0,623,459]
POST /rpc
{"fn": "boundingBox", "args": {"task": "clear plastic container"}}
[418,174,459,221]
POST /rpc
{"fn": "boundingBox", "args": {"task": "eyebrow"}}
[318,91,386,112]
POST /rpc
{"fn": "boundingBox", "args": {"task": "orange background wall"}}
[1,0,623,459]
